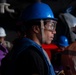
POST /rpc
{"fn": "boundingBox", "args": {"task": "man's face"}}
[43,20,57,44]
[0,37,5,44]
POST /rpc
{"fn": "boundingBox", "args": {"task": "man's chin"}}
[45,42,52,44]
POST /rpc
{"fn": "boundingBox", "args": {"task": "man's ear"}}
[32,25,40,33]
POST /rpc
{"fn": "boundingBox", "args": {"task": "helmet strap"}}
[40,20,45,43]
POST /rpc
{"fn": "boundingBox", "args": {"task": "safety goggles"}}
[44,20,57,32]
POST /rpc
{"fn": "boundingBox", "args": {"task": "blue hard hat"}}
[58,36,69,47]
[20,2,57,21]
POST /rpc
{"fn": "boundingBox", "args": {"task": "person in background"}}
[0,44,8,75]
[51,35,69,75]
[57,35,69,51]
[0,27,13,51]
[1,2,57,75]
[61,42,76,75]
[61,27,76,75]
[0,44,8,66]
[0,27,9,74]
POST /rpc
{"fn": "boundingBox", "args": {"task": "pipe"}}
[0,0,15,13]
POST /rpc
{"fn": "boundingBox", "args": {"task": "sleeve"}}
[15,47,47,75]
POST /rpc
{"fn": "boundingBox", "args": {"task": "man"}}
[61,41,76,75]
[0,27,13,51]
[53,35,69,75]
[1,2,57,75]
